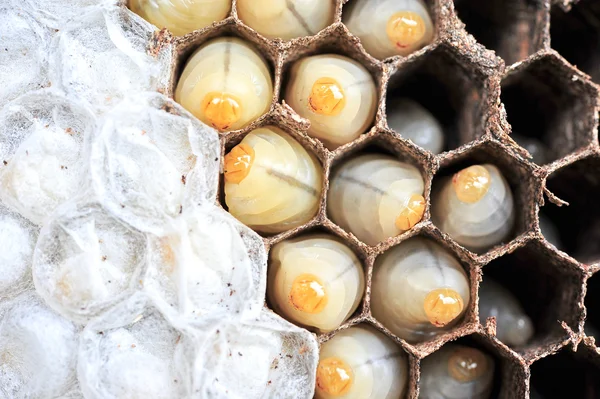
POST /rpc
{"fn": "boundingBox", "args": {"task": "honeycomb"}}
[135,0,600,397]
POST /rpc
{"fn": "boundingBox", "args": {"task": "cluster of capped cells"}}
[2,0,600,398]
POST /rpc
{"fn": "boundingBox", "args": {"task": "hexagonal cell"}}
[419,334,527,398]
[431,140,537,255]
[551,0,600,84]
[386,43,494,153]
[281,24,384,149]
[542,156,600,264]
[481,240,584,360]
[326,133,431,247]
[584,271,600,340]
[370,235,474,345]
[501,54,597,165]
[265,225,368,335]
[530,343,600,398]
[454,0,547,65]
[219,119,326,238]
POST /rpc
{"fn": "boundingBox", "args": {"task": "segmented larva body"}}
[315,325,408,399]
[224,126,322,234]
[344,0,434,59]
[175,37,273,132]
[129,0,231,36]
[328,154,425,246]
[479,279,534,347]
[371,237,470,343]
[284,54,377,149]
[268,234,364,332]
[420,344,495,399]
[237,0,334,40]
[432,164,515,252]
[387,98,444,154]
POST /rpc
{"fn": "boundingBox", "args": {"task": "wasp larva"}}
[129,0,231,36]
[175,37,273,132]
[284,54,377,149]
[479,278,534,347]
[224,126,322,234]
[344,0,434,59]
[432,164,515,252]
[371,237,470,343]
[387,98,444,154]
[315,325,408,399]
[268,234,364,332]
[420,344,495,399]
[237,0,334,40]
[328,154,425,245]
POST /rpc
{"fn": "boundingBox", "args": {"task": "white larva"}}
[478,278,534,347]
[237,0,334,40]
[129,0,231,36]
[315,325,408,399]
[268,234,365,332]
[420,344,495,399]
[511,134,548,165]
[386,98,444,154]
[432,164,515,252]
[371,237,470,343]
[175,37,273,132]
[224,126,323,234]
[284,54,377,149]
[328,154,425,246]
[344,0,434,59]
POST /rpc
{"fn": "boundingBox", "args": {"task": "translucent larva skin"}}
[344,0,434,59]
[479,279,534,347]
[512,134,548,165]
[284,54,377,149]
[371,238,470,343]
[432,164,515,252]
[315,325,408,399]
[175,37,273,132]
[387,98,444,154]
[224,126,322,234]
[237,0,334,40]
[129,0,231,36]
[420,344,494,399]
[268,234,365,332]
[328,154,425,246]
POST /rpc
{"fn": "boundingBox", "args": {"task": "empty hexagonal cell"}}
[431,141,535,254]
[530,343,600,398]
[371,236,472,344]
[386,44,493,153]
[551,0,600,84]
[542,156,600,264]
[172,25,278,133]
[454,0,547,65]
[315,323,410,398]
[326,136,429,246]
[281,25,383,149]
[584,271,600,340]
[220,123,324,237]
[481,240,584,359]
[501,54,597,165]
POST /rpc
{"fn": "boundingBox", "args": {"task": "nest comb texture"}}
[2,0,600,398]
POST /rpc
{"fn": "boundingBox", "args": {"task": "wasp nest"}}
[2,0,600,398]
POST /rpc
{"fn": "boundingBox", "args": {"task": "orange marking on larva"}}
[448,347,489,382]
[224,143,255,184]
[386,11,427,52]
[308,77,346,116]
[289,273,328,314]
[316,357,353,396]
[201,92,242,131]
[424,288,464,327]
[452,165,491,203]
[396,194,426,231]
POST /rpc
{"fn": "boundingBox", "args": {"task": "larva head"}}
[201,92,242,131]
[316,357,354,396]
[386,11,428,53]
[452,165,491,204]
[309,77,346,116]
[395,194,426,231]
[224,143,255,184]
[447,347,489,383]
[424,288,464,327]
[289,273,328,314]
